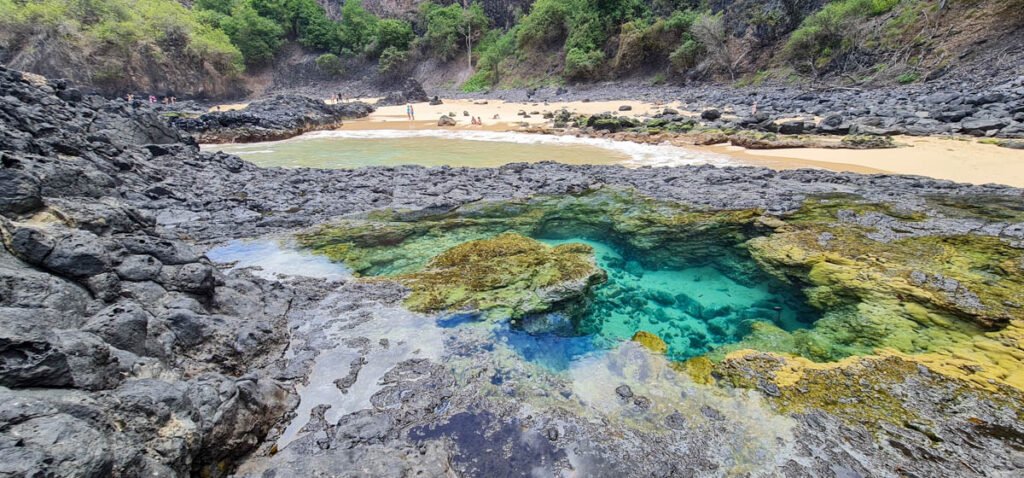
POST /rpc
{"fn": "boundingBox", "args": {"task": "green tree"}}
[300,12,341,51]
[374,18,413,55]
[338,0,378,55]
[422,1,488,65]
[221,0,284,65]
[194,0,233,15]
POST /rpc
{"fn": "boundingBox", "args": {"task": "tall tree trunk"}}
[464,0,473,70]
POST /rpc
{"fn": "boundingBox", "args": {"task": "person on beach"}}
[149,95,156,104]
[407,104,415,121]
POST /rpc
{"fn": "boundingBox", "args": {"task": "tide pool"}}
[538,238,814,361]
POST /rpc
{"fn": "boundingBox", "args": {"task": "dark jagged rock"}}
[375,77,430,106]
[0,65,294,477]
[172,94,374,144]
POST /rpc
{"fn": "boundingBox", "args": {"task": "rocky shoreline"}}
[442,77,1024,141]
[169,95,374,144]
[4,66,1024,477]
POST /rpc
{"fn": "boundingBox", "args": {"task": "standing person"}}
[406,104,415,121]
[751,101,758,116]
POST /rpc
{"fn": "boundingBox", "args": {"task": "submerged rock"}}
[631,330,668,354]
[395,233,606,319]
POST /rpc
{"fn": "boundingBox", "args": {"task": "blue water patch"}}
[436,312,483,328]
[493,322,604,372]
[537,237,816,362]
[206,239,351,279]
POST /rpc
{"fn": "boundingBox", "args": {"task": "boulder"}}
[960,118,1009,135]
[701,109,722,121]
[375,78,429,106]
[43,231,111,278]
[437,115,456,127]
[0,168,43,215]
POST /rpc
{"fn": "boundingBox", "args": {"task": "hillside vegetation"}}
[1,0,1022,98]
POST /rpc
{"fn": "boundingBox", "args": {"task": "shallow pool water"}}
[538,238,813,361]
[204,130,734,169]
[209,235,800,461]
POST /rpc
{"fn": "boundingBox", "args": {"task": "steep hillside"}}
[0,0,246,98]
[2,0,1022,100]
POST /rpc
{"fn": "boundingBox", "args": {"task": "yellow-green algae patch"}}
[387,233,606,319]
[739,220,1024,390]
[631,330,668,354]
[712,349,1024,429]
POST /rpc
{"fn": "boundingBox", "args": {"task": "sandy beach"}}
[215,97,1024,188]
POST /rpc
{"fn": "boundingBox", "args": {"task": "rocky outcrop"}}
[0,66,295,477]
[375,77,430,106]
[172,95,374,144]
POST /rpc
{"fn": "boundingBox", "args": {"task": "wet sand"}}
[213,97,1024,188]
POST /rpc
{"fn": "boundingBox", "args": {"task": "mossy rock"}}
[394,233,607,319]
[631,330,668,354]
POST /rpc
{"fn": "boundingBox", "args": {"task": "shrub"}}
[194,0,233,15]
[315,52,344,75]
[422,2,462,60]
[896,71,918,84]
[377,46,409,78]
[784,0,901,73]
[516,0,572,48]
[669,37,701,71]
[691,12,739,78]
[460,27,516,90]
[421,1,488,62]
[564,47,604,80]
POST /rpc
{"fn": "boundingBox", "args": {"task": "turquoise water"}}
[536,238,814,362]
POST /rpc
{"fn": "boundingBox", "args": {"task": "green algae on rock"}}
[296,189,819,359]
[390,233,606,320]
[296,187,1024,394]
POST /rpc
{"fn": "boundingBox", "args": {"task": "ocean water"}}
[203,130,735,169]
